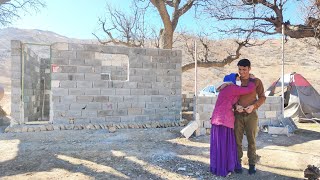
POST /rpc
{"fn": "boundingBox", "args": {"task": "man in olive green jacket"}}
[234,59,266,175]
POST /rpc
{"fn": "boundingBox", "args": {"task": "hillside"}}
[181,38,320,94]
[0,28,96,82]
[0,28,320,115]
[0,28,96,114]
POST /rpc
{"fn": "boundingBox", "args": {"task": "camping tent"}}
[265,72,320,122]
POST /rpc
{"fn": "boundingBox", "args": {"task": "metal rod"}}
[281,24,285,118]
[21,43,25,123]
[194,41,197,97]
[49,45,53,124]
[194,41,198,122]
[41,76,45,121]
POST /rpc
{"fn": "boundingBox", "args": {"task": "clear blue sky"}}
[9,0,303,40]
[8,0,229,39]
[10,0,115,39]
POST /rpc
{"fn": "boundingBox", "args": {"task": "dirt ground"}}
[0,123,319,180]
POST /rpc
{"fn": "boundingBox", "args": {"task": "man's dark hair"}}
[237,59,251,67]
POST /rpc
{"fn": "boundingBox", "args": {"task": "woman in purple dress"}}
[210,73,255,177]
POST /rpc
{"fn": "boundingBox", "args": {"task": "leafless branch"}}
[135,0,198,49]
[150,27,161,48]
[181,31,254,72]
[0,0,45,26]
[95,3,148,47]
[202,0,320,41]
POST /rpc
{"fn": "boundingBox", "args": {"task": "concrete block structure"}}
[182,93,194,111]
[11,42,52,124]
[194,96,282,136]
[10,41,182,130]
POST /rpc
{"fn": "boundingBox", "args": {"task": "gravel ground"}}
[0,123,319,180]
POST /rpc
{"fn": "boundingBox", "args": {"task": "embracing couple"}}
[210,59,266,177]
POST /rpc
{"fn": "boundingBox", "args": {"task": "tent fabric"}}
[291,74,311,86]
[266,72,320,122]
[208,86,216,93]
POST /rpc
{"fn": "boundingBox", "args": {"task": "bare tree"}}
[150,27,161,48]
[135,0,198,49]
[170,0,320,69]
[180,32,216,63]
[203,0,320,41]
[180,31,267,72]
[0,0,45,27]
[300,0,320,47]
[93,3,148,47]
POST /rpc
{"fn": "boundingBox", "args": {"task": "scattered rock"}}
[116,124,122,129]
[128,124,134,129]
[60,125,66,130]
[34,127,41,132]
[146,124,152,128]
[21,126,28,132]
[108,126,116,133]
[3,120,207,134]
[66,125,74,130]
[27,127,35,132]
[86,124,95,130]
[151,122,157,128]
[45,125,54,131]
[79,125,85,129]
[4,127,10,133]
[93,124,101,129]
[40,126,47,131]
[53,125,60,130]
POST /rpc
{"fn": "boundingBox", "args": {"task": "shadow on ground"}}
[0,125,317,179]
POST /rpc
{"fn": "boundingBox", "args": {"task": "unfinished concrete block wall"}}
[51,43,182,125]
[22,47,42,121]
[182,93,194,111]
[195,96,282,135]
[11,41,52,124]
[40,58,51,119]
[11,40,23,123]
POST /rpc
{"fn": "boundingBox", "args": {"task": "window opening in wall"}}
[96,53,129,81]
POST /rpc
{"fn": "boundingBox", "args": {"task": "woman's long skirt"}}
[210,124,241,177]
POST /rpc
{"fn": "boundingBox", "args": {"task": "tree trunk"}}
[159,28,173,49]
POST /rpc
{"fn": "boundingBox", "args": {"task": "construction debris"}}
[268,125,289,136]
[180,121,199,139]
[4,120,187,133]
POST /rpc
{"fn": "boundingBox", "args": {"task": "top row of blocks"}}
[10,40,182,57]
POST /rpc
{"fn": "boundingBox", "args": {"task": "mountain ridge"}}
[0,27,319,93]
